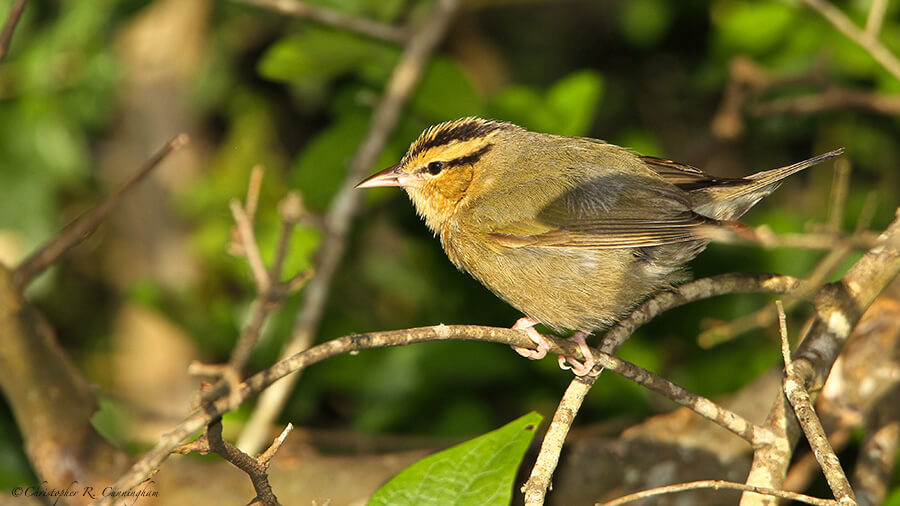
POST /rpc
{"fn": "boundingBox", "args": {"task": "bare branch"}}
[0,0,27,63]
[827,159,851,233]
[257,423,293,466]
[237,0,462,455]
[778,301,856,504]
[523,377,594,505]
[234,0,408,43]
[743,208,900,503]
[700,241,853,347]
[864,0,889,39]
[752,87,900,116]
[600,479,837,506]
[229,190,306,374]
[245,165,264,225]
[12,134,189,290]
[798,0,900,81]
[230,199,271,294]
[206,418,281,506]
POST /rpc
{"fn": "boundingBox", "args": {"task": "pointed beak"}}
[356,165,420,188]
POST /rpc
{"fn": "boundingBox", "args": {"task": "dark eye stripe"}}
[445,143,493,168]
[417,144,494,176]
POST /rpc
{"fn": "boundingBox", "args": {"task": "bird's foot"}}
[558,331,600,377]
[511,316,551,359]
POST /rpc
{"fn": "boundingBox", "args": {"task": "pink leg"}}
[558,331,599,377]
[511,316,551,360]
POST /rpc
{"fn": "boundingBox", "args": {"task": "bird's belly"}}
[446,238,668,332]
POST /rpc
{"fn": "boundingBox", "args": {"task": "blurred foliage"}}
[1,0,899,496]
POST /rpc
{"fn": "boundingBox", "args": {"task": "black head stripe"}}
[406,118,513,162]
[446,143,493,168]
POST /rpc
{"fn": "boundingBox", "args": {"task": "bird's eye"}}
[426,161,445,175]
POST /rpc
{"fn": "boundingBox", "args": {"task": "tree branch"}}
[798,0,900,81]
[778,301,856,504]
[12,134,189,290]
[742,208,900,504]
[600,479,837,506]
[233,0,408,43]
[0,0,27,63]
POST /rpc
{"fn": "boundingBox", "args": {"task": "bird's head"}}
[356,117,520,233]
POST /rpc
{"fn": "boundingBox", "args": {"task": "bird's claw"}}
[558,331,600,377]
[512,317,551,359]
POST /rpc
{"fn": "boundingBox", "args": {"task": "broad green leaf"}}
[411,58,484,121]
[368,412,543,506]
[713,1,797,55]
[546,70,603,136]
[291,112,370,210]
[258,28,395,85]
[487,86,546,130]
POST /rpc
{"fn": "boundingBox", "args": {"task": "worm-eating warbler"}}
[357,117,842,373]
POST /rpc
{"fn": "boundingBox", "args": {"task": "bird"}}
[356,117,843,375]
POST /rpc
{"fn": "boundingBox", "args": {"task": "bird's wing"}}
[480,173,715,250]
[640,155,745,191]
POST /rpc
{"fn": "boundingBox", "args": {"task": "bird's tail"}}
[737,148,845,200]
[693,148,844,220]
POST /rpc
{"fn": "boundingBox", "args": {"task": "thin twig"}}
[206,418,281,506]
[854,191,878,235]
[752,86,900,116]
[0,0,27,62]
[245,165,264,226]
[719,226,879,251]
[188,362,242,408]
[778,301,857,504]
[864,0,888,38]
[270,192,303,283]
[233,0,408,43]
[236,0,462,455]
[799,0,900,81]
[229,188,306,374]
[228,299,275,374]
[231,199,271,294]
[600,479,837,506]
[12,134,189,290]
[258,423,293,465]
[699,240,853,348]
[827,159,851,233]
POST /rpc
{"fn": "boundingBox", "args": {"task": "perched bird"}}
[357,117,842,375]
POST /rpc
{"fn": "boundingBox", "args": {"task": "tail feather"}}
[739,147,845,198]
[691,148,845,220]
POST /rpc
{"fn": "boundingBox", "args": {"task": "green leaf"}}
[368,412,543,506]
[713,1,797,55]
[290,111,369,211]
[488,70,603,136]
[257,28,395,85]
[545,70,604,136]
[619,0,672,48]
[411,57,485,121]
